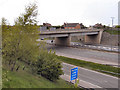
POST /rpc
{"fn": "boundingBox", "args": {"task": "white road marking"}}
[78,79,102,88]
[61,74,102,88]
[57,52,118,65]
[62,63,118,79]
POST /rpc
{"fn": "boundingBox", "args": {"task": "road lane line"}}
[57,52,118,66]
[60,74,102,88]
[62,63,118,79]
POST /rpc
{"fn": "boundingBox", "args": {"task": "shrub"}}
[115,25,120,28]
[35,49,63,81]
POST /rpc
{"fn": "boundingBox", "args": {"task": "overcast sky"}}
[0,0,119,26]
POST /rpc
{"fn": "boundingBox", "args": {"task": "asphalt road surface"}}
[46,44,119,66]
[45,44,119,88]
[61,63,119,88]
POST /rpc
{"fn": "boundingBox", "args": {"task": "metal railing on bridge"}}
[39,28,100,32]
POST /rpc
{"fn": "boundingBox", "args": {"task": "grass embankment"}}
[2,67,74,88]
[57,56,120,77]
[105,30,120,35]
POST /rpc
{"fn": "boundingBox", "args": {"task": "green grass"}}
[57,56,120,77]
[2,67,74,88]
[104,30,120,35]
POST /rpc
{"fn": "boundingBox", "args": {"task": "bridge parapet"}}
[40,29,103,34]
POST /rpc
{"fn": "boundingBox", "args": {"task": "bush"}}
[115,25,120,28]
[35,49,63,81]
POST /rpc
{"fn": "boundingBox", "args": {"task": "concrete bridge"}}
[39,29,104,46]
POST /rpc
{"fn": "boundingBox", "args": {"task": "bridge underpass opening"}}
[55,36,71,46]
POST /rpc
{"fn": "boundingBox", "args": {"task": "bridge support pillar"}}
[84,30,103,44]
[55,36,71,46]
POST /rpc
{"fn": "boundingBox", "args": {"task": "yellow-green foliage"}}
[2,3,63,82]
[35,49,63,81]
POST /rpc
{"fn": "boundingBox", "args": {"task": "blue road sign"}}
[71,67,78,81]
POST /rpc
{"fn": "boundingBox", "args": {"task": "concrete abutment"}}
[84,30,103,44]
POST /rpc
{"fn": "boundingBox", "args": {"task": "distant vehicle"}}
[51,40,53,43]
[41,38,44,40]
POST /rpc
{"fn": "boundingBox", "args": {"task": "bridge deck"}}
[39,29,103,35]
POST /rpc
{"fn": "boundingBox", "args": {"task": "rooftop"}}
[64,23,79,27]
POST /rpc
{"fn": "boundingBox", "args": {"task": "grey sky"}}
[0,0,119,26]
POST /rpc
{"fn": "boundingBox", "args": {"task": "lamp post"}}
[111,17,115,27]
[110,17,115,51]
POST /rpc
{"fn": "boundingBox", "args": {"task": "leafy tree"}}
[2,3,39,71]
[35,48,63,81]
[2,3,63,81]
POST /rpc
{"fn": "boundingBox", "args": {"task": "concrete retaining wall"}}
[71,32,119,46]
[101,32,119,46]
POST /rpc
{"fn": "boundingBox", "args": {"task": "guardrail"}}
[39,29,102,32]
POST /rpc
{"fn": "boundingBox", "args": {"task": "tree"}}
[15,3,38,26]
[2,3,39,71]
[2,3,63,81]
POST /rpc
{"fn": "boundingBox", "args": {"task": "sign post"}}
[71,67,79,88]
